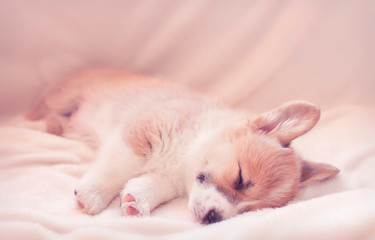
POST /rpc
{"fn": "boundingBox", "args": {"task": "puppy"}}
[25,68,339,224]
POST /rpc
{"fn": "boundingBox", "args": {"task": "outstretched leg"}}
[120,173,180,216]
[75,130,144,214]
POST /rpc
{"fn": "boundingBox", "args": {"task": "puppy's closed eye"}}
[234,166,252,190]
[197,173,206,183]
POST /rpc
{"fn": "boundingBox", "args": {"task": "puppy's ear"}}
[299,160,340,187]
[253,101,320,146]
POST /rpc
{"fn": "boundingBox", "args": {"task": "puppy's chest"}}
[72,94,207,170]
[125,103,200,160]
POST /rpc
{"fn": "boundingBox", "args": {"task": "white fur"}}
[188,183,238,222]
[74,102,241,221]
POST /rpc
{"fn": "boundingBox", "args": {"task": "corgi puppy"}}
[25,68,339,224]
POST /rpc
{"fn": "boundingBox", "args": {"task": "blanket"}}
[0,0,374,239]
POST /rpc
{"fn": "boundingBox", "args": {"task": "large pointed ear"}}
[299,160,340,187]
[253,101,320,146]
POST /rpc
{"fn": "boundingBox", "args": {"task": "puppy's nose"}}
[202,209,222,224]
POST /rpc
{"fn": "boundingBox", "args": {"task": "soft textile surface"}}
[1,1,375,239]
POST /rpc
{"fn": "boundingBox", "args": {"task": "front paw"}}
[74,186,109,215]
[120,193,150,217]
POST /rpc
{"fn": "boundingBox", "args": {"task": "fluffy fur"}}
[25,68,339,224]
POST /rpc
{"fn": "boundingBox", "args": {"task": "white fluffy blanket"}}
[0,1,374,239]
[1,106,375,239]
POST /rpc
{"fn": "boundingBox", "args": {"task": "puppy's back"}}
[24,68,203,137]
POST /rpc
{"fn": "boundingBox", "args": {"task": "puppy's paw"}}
[74,186,109,215]
[120,193,150,217]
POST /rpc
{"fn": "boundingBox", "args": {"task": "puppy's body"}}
[26,69,339,224]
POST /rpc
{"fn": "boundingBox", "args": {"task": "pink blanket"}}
[1,1,374,239]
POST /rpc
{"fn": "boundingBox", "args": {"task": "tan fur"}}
[229,135,297,207]
[25,68,340,224]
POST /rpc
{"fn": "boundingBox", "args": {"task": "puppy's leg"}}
[120,173,179,216]
[75,131,144,215]
[24,78,81,135]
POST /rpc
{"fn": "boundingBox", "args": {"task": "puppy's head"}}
[188,101,339,224]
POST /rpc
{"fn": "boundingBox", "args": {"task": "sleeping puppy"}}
[25,68,339,224]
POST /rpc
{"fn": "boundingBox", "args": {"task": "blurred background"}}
[0,0,374,118]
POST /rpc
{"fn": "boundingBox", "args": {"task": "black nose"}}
[202,209,222,224]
